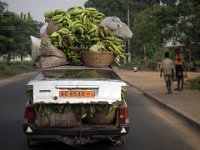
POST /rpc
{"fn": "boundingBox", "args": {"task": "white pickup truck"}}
[22,65,130,146]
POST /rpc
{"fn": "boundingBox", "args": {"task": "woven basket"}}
[35,112,81,127]
[86,109,116,125]
[81,51,114,67]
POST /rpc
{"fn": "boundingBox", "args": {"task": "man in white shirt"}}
[160,52,174,94]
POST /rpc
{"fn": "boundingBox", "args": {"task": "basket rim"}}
[81,51,115,67]
[81,51,113,54]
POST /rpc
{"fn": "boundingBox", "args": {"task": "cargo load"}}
[30,7,132,69]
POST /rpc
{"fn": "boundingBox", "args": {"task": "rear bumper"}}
[22,124,130,138]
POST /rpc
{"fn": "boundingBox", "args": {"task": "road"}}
[0,75,200,150]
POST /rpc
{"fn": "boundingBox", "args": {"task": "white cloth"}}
[160,58,174,75]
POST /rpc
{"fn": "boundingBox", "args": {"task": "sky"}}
[4,0,88,22]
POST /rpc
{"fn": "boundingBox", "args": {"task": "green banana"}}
[88,25,98,34]
[52,14,64,21]
[77,27,84,35]
[99,29,105,38]
[83,15,88,24]
[54,9,66,15]
[103,27,111,36]
[69,9,83,16]
[85,7,97,11]
[74,23,86,30]
[50,32,60,37]
[58,28,70,35]
[91,37,101,42]
[79,12,86,20]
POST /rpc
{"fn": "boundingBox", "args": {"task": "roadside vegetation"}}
[0,61,37,79]
[0,1,42,64]
[186,77,200,91]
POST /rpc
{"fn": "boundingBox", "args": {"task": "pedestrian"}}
[160,52,174,94]
[156,59,161,72]
[174,48,184,91]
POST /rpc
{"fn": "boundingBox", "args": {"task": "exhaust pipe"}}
[108,137,121,146]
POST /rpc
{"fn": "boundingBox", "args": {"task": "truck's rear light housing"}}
[118,107,129,124]
[24,107,35,124]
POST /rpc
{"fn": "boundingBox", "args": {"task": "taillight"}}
[118,107,129,124]
[24,107,35,124]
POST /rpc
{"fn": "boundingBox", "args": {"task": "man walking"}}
[175,48,184,91]
[160,52,174,94]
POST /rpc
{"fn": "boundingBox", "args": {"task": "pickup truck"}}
[22,65,130,146]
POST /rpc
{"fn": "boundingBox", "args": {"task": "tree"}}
[176,0,200,60]
[13,14,41,63]
[0,0,7,16]
[0,11,18,62]
[27,12,33,21]
[159,0,200,60]
[0,1,42,63]
[84,0,160,23]
[132,5,164,61]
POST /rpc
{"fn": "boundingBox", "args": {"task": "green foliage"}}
[0,0,7,15]
[132,5,166,62]
[0,2,42,62]
[188,77,200,91]
[177,0,200,50]
[0,62,36,79]
[84,0,160,23]
[132,0,200,68]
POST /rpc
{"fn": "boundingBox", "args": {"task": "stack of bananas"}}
[44,7,125,65]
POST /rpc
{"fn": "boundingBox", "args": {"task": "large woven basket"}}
[81,51,115,67]
[86,109,116,125]
[35,112,81,127]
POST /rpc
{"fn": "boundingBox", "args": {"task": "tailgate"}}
[28,80,127,104]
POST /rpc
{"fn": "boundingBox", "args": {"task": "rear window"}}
[41,69,121,80]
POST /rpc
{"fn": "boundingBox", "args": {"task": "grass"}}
[0,61,37,79]
[187,77,200,91]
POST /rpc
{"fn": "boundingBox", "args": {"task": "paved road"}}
[0,76,200,150]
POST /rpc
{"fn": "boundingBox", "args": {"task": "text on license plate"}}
[59,90,95,98]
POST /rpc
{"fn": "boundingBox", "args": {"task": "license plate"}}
[59,90,95,98]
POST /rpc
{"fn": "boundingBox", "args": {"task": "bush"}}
[146,59,156,71]
[118,57,141,70]
[0,61,37,79]
[187,77,200,91]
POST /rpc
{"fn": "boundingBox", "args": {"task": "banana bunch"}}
[102,36,125,58]
[44,9,67,23]
[44,7,125,65]
[67,7,104,25]
[35,104,73,117]
[80,105,96,119]
[35,104,53,117]
[49,28,76,48]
